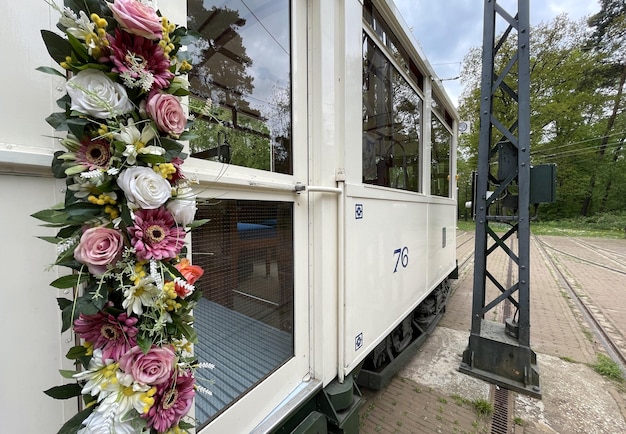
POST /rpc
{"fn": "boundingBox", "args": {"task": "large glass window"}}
[192,200,294,425]
[431,115,451,197]
[362,34,422,191]
[187,0,292,174]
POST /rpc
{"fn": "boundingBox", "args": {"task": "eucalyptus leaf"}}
[65,345,88,360]
[186,218,210,229]
[41,30,71,65]
[57,406,94,434]
[59,369,79,379]
[66,32,89,63]
[36,66,66,78]
[46,112,70,130]
[50,274,88,289]
[44,383,81,400]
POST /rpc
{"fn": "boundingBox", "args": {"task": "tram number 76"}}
[393,246,409,273]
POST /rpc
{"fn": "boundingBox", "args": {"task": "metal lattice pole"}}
[459,0,540,398]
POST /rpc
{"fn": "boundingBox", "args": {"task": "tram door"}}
[171,1,310,431]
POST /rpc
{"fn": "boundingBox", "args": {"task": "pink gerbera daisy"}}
[74,310,138,361]
[108,29,174,92]
[128,207,186,261]
[144,369,195,432]
[76,137,112,171]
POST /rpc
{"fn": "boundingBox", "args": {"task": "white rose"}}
[166,191,197,226]
[117,167,172,209]
[66,69,133,119]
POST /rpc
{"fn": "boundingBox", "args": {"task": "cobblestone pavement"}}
[358,233,626,433]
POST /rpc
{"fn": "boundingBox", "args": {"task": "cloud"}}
[394,0,601,106]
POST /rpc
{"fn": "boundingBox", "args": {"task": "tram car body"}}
[0,0,457,432]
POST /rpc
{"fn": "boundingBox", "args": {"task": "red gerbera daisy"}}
[108,29,174,92]
[128,207,186,261]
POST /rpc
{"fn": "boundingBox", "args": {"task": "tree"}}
[458,14,621,219]
[581,0,626,215]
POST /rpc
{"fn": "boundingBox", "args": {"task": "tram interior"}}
[191,200,294,424]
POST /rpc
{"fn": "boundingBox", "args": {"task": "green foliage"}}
[471,398,493,416]
[592,353,624,382]
[458,13,626,219]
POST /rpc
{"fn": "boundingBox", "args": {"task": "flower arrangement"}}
[33,1,212,433]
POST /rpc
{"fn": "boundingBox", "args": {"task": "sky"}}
[393,0,602,107]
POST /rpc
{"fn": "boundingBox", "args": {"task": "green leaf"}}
[178,131,199,141]
[31,208,70,224]
[41,30,71,65]
[38,236,62,244]
[46,112,70,130]
[159,137,184,160]
[66,32,89,63]
[43,383,81,400]
[178,322,197,344]
[66,118,89,139]
[57,406,94,434]
[137,334,153,354]
[36,66,66,78]
[186,218,210,229]
[179,420,195,430]
[59,369,79,379]
[56,298,73,311]
[137,153,166,165]
[66,346,88,360]
[50,274,88,289]
[52,151,68,178]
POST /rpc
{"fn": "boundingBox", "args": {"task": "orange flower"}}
[175,258,204,284]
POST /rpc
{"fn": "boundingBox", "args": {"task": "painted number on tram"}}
[393,246,409,272]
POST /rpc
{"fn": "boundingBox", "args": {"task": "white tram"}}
[0,0,458,432]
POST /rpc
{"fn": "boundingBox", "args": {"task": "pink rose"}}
[74,227,124,275]
[119,345,175,385]
[108,0,162,40]
[146,93,186,137]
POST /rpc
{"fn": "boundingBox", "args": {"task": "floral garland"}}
[34,1,211,433]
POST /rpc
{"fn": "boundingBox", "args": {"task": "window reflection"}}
[187,0,292,174]
[431,116,451,197]
[362,34,422,191]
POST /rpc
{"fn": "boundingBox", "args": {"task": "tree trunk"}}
[581,61,626,216]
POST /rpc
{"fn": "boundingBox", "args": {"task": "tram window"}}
[431,116,451,197]
[186,0,292,175]
[191,199,294,426]
[362,34,422,192]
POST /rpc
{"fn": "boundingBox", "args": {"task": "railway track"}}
[534,236,626,374]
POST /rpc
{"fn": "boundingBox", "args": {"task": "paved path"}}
[358,234,626,433]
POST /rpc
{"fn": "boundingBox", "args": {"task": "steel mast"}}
[459,0,540,398]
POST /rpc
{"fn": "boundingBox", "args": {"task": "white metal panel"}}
[427,200,457,290]
[0,1,77,431]
[0,1,61,163]
[0,175,76,432]
[343,184,432,372]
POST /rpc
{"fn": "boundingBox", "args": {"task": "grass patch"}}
[451,393,471,406]
[471,398,493,416]
[559,356,577,363]
[457,212,626,239]
[513,416,524,426]
[592,353,624,382]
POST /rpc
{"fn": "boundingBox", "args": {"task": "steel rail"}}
[534,236,626,374]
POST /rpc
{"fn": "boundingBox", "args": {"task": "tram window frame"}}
[186,0,294,176]
[430,113,452,198]
[362,14,424,192]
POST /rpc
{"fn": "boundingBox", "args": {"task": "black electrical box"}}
[530,164,557,203]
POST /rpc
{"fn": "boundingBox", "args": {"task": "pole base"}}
[459,320,541,399]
